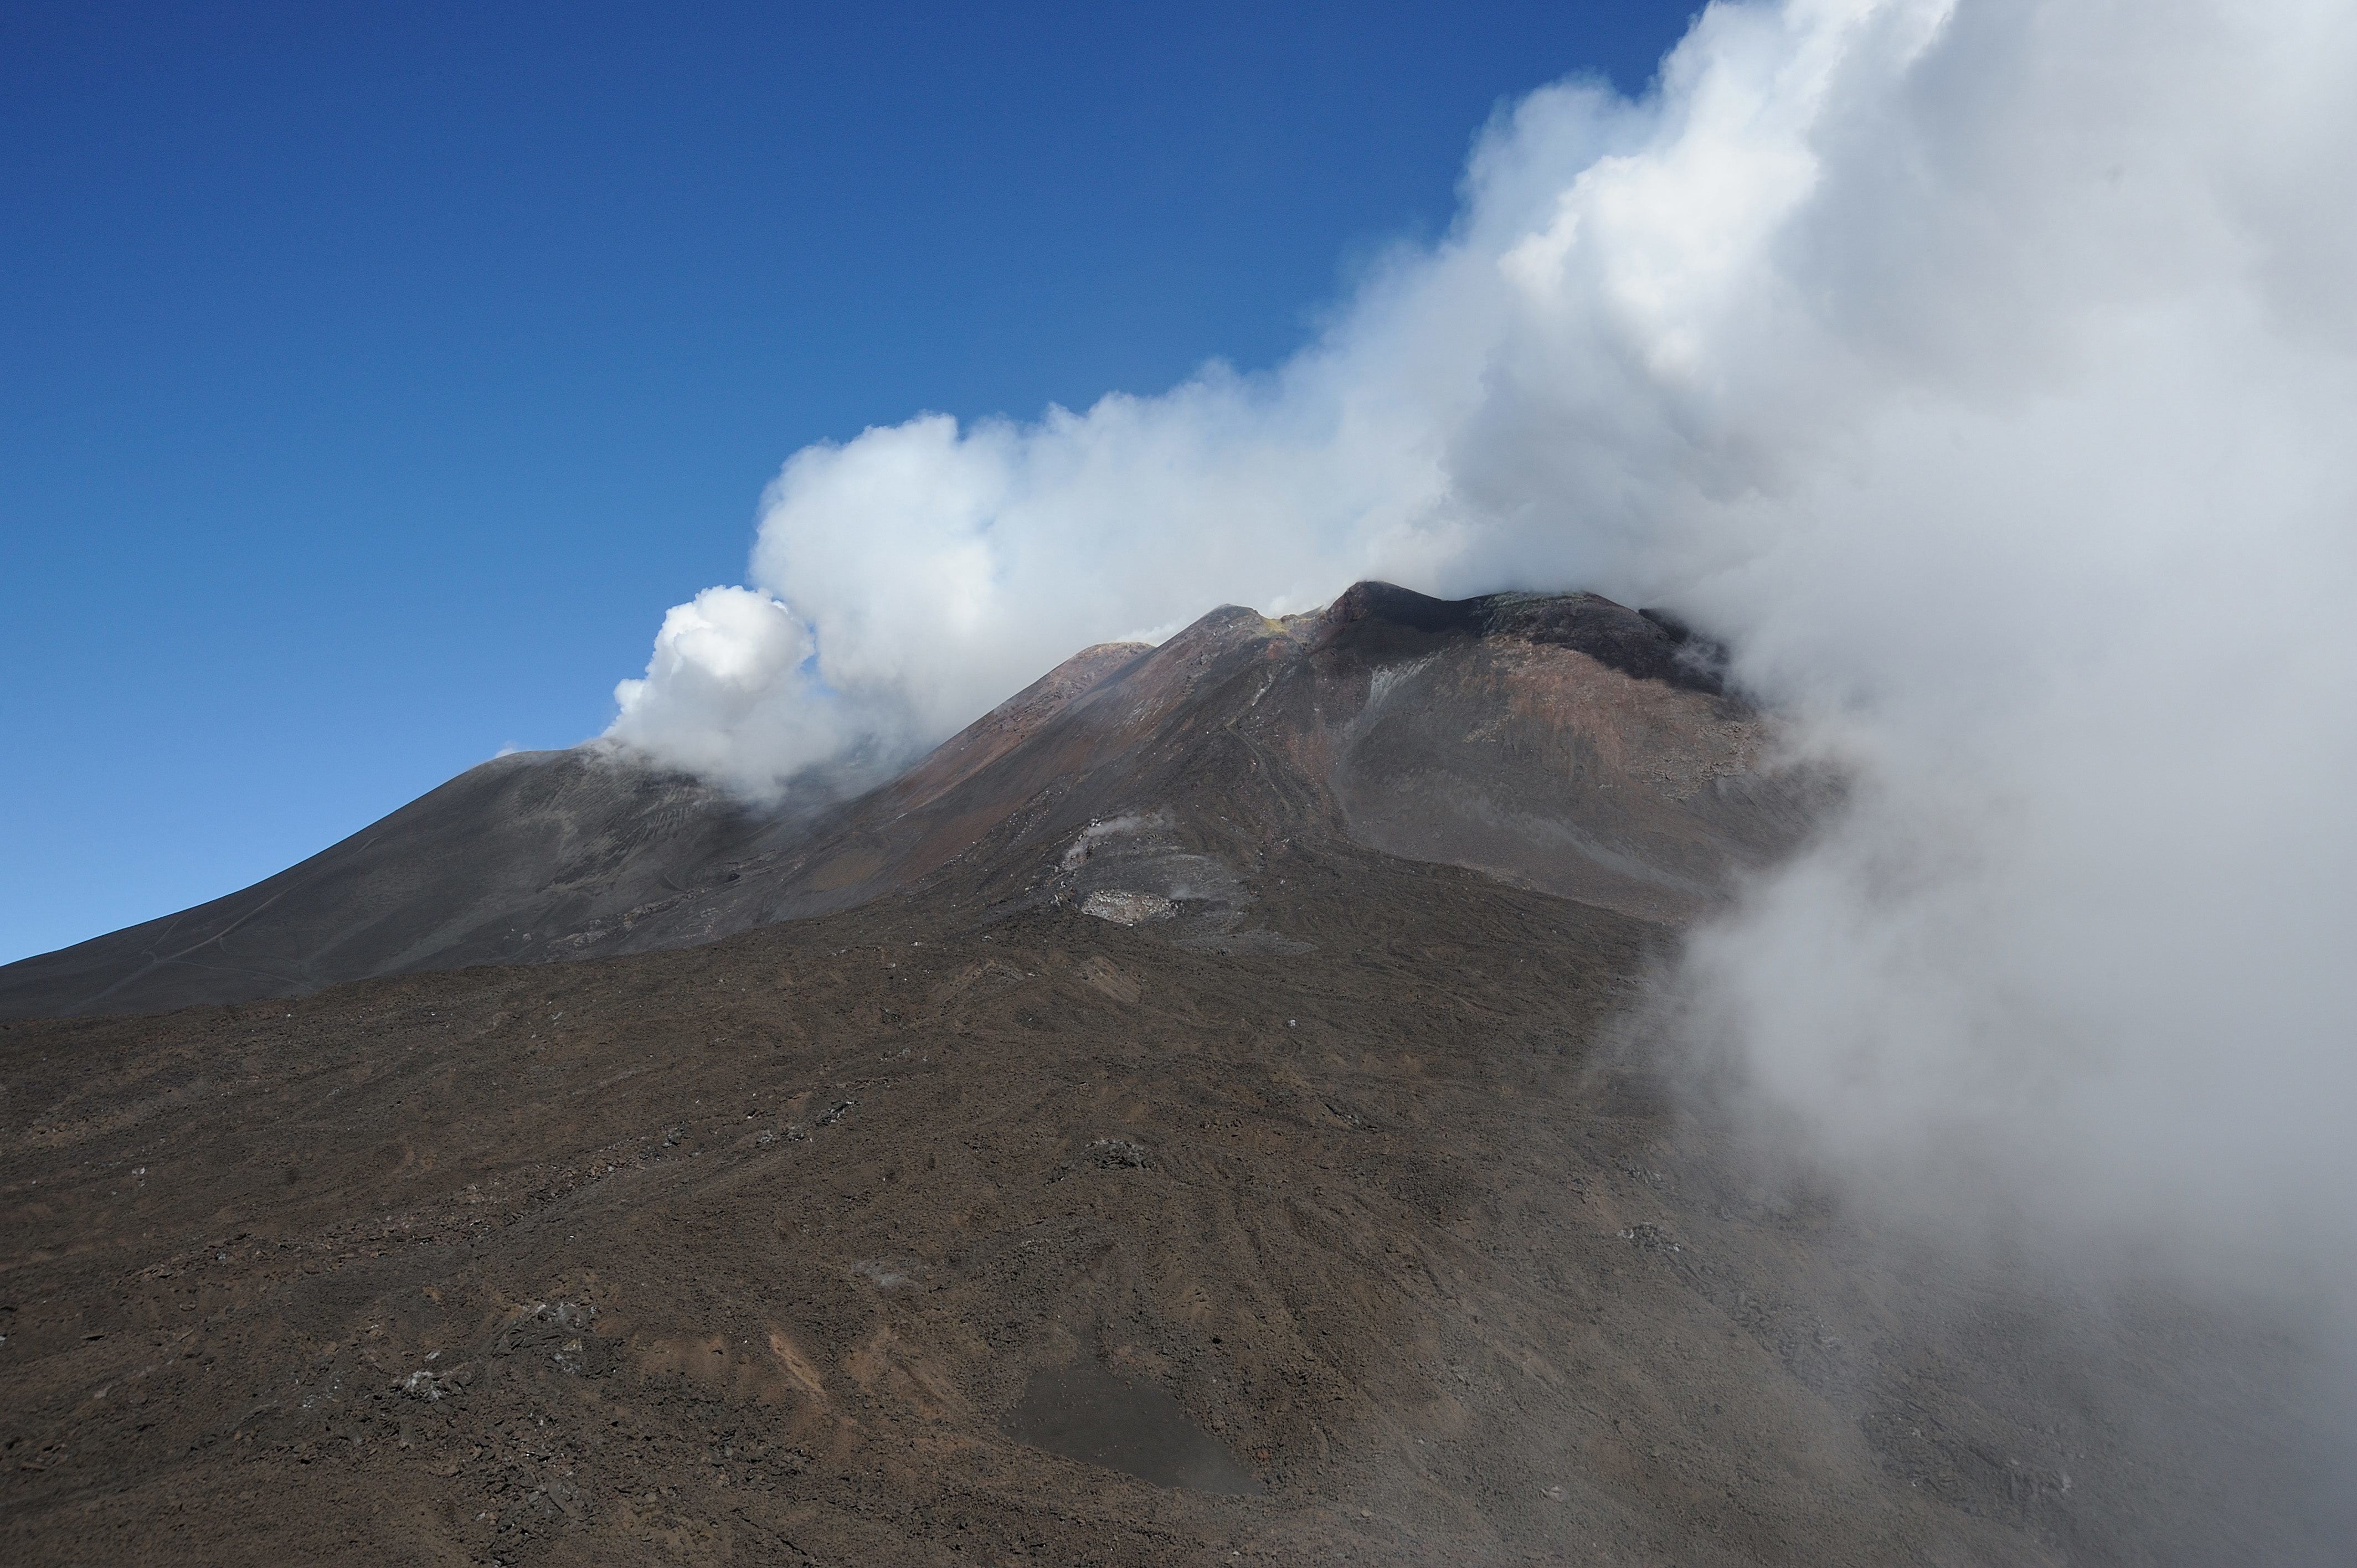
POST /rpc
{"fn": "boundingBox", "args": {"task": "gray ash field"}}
[2,587,2348,1565]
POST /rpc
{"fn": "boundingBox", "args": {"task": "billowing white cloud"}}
[606,586,842,798]
[608,1,2357,1286]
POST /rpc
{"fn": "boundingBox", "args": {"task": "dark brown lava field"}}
[3,586,2348,1565]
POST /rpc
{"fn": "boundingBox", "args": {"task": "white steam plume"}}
[609,0,2357,1278]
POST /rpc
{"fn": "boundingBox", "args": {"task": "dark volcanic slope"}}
[0,585,1805,1020]
[0,754,763,1019]
[3,586,2348,1566]
[3,859,2346,1566]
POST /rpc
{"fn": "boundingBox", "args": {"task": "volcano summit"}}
[0,585,1794,1019]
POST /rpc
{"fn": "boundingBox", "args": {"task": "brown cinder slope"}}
[0,585,1802,1020]
[4,863,2348,1565]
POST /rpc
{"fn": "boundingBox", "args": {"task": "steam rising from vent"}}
[608,587,841,798]
[610,0,2357,1287]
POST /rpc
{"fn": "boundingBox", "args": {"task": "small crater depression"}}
[1002,1360,1262,1494]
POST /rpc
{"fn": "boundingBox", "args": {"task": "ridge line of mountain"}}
[0,582,1786,1018]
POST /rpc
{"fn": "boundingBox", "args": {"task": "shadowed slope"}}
[0,752,767,1018]
[0,646,1145,1019]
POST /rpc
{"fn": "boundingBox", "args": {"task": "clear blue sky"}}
[0,1,1697,964]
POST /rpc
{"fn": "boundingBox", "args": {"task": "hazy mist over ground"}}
[609,0,2357,1311]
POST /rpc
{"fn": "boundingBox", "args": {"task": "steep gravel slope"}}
[3,853,2348,1565]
